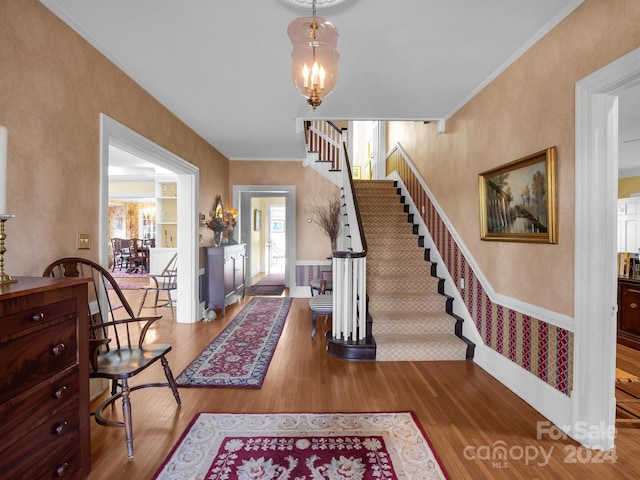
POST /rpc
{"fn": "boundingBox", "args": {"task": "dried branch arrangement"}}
[310,194,341,251]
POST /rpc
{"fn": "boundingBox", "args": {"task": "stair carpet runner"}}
[354,180,469,361]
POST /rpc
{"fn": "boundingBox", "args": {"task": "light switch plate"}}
[77,232,90,249]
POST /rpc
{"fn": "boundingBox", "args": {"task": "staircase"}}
[304,120,345,186]
[354,180,474,361]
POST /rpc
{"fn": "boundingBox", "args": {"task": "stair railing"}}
[331,144,368,342]
[307,120,347,172]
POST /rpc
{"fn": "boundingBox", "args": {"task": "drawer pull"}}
[56,462,69,477]
[631,303,638,309]
[54,421,68,435]
[52,343,66,356]
[31,312,45,322]
[54,385,68,399]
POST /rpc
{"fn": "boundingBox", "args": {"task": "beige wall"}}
[388,0,640,317]
[229,160,339,260]
[2,0,229,275]
[619,177,640,198]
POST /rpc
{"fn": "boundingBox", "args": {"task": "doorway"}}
[100,114,201,323]
[267,203,286,275]
[233,185,296,293]
[574,46,640,449]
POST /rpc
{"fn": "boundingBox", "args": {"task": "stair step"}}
[367,262,433,276]
[368,292,448,313]
[366,232,416,243]
[367,249,425,262]
[373,312,457,335]
[359,203,405,213]
[368,275,440,294]
[360,218,411,228]
[374,332,469,361]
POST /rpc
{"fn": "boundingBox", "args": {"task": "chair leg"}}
[161,355,182,406]
[167,290,174,320]
[137,289,150,317]
[311,311,317,339]
[120,378,134,458]
[153,290,160,315]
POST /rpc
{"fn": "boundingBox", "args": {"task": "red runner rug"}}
[175,297,292,387]
[152,412,449,479]
[245,273,286,296]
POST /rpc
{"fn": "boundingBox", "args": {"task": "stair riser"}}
[374,319,456,335]
[358,202,405,211]
[368,296,448,313]
[367,250,426,262]
[361,219,410,228]
[374,324,455,336]
[367,279,441,294]
[364,229,415,239]
[367,263,433,276]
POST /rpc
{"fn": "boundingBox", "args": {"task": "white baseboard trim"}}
[475,344,573,438]
[290,286,312,298]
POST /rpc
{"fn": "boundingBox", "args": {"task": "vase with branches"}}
[310,194,341,252]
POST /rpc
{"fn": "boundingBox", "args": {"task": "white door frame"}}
[100,114,201,323]
[574,47,640,449]
[233,185,296,291]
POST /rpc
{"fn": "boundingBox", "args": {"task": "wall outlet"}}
[77,232,90,249]
[459,278,465,290]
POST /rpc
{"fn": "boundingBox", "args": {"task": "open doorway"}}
[100,114,201,323]
[574,46,640,449]
[266,203,286,276]
[233,185,297,294]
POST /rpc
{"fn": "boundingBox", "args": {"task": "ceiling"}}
[41,0,591,163]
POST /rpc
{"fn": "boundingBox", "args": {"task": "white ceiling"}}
[40,0,589,162]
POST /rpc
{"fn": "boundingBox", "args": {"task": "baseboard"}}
[290,285,312,298]
[474,344,573,438]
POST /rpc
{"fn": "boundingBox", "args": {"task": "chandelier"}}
[287,0,340,109]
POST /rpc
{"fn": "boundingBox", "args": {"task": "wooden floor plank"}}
[86,291,640,479]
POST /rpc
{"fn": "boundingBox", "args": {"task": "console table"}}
[0,277,91,479]
[204,244,246,317]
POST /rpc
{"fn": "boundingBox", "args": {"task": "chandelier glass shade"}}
[287,13,339,109]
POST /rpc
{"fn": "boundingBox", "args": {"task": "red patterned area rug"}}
[175,297,292,388]
[152,412,450,480]
[115,282,145,290]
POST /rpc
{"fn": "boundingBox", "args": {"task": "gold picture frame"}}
[479,146,557,243]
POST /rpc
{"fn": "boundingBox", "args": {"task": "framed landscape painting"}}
[478,146,557,243]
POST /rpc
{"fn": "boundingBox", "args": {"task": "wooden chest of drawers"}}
[0,277,91,479]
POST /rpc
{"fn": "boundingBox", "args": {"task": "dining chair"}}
[43,257,181,458]
[111,238,130,271]
[138,253,178,320]
[127,238,146,273]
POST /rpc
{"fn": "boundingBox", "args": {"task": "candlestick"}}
[0,214,17,284]
[0,126,7,214]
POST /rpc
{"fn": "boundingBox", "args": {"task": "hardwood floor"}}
[86,292,640,479]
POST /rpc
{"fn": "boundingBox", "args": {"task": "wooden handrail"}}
[338,142,367,256]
